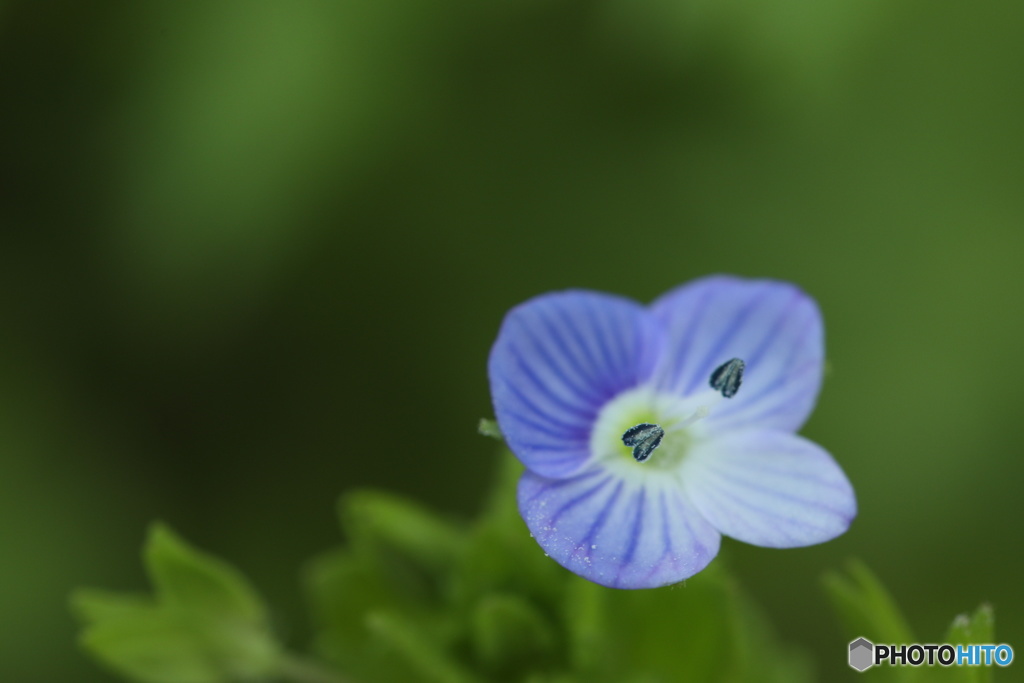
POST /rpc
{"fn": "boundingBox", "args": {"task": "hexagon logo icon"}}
[849,638,874,671]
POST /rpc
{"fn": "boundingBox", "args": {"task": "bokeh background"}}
[2,1,1023,681]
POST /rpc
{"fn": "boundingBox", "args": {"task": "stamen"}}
[710,358,745,398]
[671,404,708,430]
[621,423,665,463]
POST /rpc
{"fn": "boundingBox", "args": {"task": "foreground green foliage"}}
[306,456,812,683]
[72,524,281,683]
[73,456,1000,682]
[824,561,997,683]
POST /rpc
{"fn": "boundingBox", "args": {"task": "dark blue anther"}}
[710,358,745,398]
[622,423,665,463]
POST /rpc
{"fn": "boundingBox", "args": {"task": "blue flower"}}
[488,276,856,589]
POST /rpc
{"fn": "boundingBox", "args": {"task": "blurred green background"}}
[2,1,1022,681]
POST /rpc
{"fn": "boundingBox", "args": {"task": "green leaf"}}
[72,523,281,683]
[71,589,155,623]
[340,490,465,577]
[307,455,818,682]
[305,544,463,683]
[723,577,813,683]
[145,522,267,626]
[470,593,557,677]
[823,559,921,683]
[76,607,227,683]
[937,604,995,683]
[309,488,477,682]
[823,558,916,645]
[306,548,412,676]
[306,549,386,652]
[561,563,807,683]
[366,611,482,683]
[945,603,994,646]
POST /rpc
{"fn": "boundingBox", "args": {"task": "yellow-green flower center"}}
[590,386,716,478]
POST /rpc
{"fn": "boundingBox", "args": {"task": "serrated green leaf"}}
[305,546,461,683]
[305,548,408,666]
[823,560,919,683]
[723,577,813,683]
[78,608,225,683]
[306,456,819,683]
[367,611,482,683]
[71,589,155,622]
[306,549,387,649]
[74,592,281,683]
[470,593,557,677]
[340,490,465,576]
[145,522,267,626]
[73,523,282,683]
[934,604,995,683]
[823,559,915,645]
[945,603,994,646]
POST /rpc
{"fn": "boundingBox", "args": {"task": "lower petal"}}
[681,431,856,548]
[517,467,721,589]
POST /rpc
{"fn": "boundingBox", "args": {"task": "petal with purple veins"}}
[517,466,721,588]
[650,276,824,434]
[681,430,856,548]
[489,291,663,478]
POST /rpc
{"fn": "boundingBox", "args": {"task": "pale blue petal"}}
[650,276,823,434]
[681,431,856,548]
[517,467,721,589]
[489,291,663,478]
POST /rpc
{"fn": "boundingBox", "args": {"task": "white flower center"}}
[590,384,729,480]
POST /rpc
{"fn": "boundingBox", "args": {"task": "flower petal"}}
[650,276,823,433]
[681,430,856,548]
[517,467,721,588]
[489,291,662,478]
